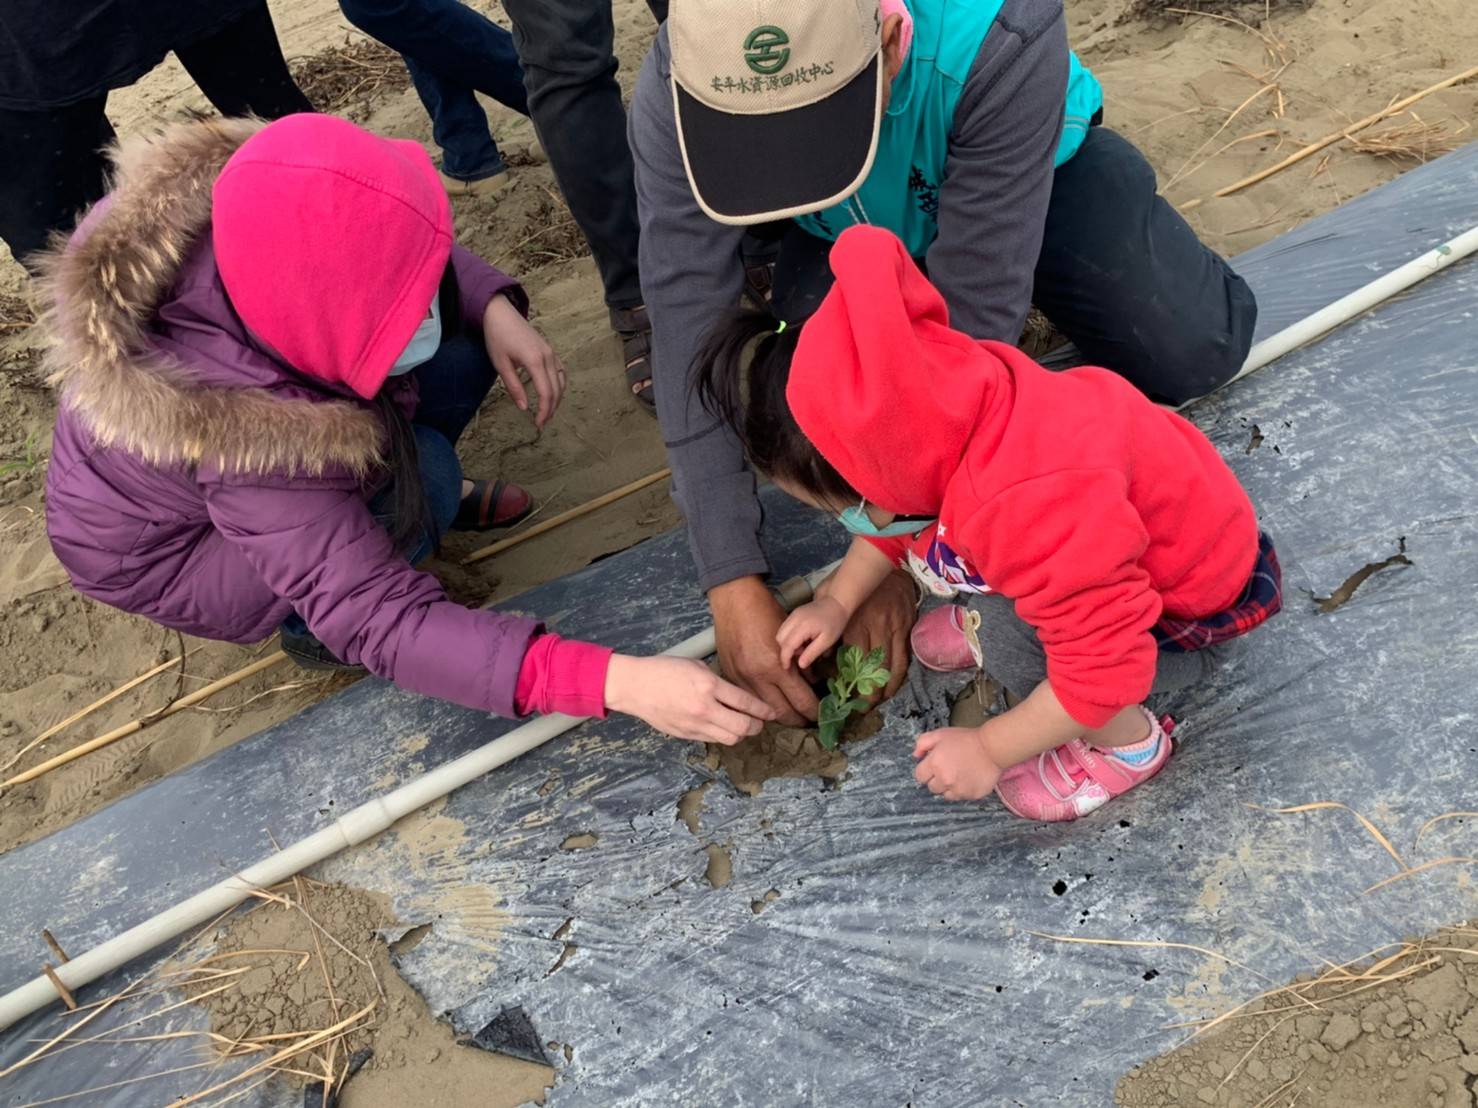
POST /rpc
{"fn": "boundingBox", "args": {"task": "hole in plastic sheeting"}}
[390,922,432,956]
[559,832,598,851]
[546,916,578,976]
[468,1006,551,1066]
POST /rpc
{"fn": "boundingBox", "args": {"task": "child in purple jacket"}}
[39,113,772,746]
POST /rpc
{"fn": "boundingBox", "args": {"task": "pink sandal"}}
[910,604,983,673]
[995,709,1172,822]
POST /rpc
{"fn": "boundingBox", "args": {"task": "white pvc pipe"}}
[1214,223,1478,396]
[0,565,836,1032]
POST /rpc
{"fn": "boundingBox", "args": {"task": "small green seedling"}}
[817,644,890,751]
[0,433,43,479]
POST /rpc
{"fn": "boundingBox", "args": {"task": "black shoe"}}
[280,628,366,674]
[610,304,655,416]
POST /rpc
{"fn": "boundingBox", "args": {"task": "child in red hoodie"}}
[695,226,1281,822]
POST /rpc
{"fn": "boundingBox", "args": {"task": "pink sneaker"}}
[910,604,983,673]
[995,709,1171,822]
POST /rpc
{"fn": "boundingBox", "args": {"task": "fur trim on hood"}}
[37,116,384,477]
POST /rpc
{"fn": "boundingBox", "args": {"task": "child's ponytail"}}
[375,261,463,557]
[692,308,859,508]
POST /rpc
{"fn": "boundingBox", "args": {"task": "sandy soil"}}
[184,880,554,1107]
[1118,923,1478,1107]
[0,0,1473,892]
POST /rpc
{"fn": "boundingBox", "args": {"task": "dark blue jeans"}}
[282,334,493,637]
[386,331,497,557]
[338,0,530,181]
[769,127,1258,406]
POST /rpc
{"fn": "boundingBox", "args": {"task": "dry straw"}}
[9,879,390,1106]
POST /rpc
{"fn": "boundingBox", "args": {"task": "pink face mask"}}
[879,0,915,61]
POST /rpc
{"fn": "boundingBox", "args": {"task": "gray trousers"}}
[968,593,1239,707]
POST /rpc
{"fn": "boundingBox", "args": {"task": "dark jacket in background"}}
[0,0,262,108]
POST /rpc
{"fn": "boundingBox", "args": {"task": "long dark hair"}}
[692,308,858,507]
[376,261,463,555]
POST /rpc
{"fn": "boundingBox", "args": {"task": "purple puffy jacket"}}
[41,119,541,718]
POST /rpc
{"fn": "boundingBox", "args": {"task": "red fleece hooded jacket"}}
[788,227,1259,728]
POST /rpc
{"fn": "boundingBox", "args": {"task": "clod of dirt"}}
[1117,922,1478,1107]
[676,781,712,834]
[181,882,552,1107]
[704,713,882,797]
[751,889,780,915]
[703,843,733,889]
[1315,539,1412,613]
[559,832,598,851]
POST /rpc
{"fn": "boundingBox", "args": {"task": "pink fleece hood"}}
[212,114,453,399]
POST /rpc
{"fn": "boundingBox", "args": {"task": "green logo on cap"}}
[744,26,791,75]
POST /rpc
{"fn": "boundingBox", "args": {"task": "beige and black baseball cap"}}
[669,0,884,225]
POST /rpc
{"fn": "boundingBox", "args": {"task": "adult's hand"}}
[839,568,916,701]
[604,654,776,745]
[709,575,820,726]
[483,292,567,430]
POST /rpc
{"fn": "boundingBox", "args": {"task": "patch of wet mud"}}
[703,713,883,797]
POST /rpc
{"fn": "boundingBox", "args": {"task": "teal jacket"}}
[795,0,1103,256]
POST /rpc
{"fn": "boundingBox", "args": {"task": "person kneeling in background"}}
[38,113,774,747]
[696,226,1283,821]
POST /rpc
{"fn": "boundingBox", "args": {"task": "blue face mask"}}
[387,295,442,376]
[837,500,933,539]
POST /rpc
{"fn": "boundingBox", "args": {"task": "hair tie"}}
[775,320,788,334]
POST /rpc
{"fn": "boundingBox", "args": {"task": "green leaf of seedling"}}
[817,693,850,751]
[818,693,848,725]
[826,676,844,701]
[845,698,871,714]
[836,643,864,685]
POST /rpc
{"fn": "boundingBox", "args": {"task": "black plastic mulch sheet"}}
[1,144,1476,1106]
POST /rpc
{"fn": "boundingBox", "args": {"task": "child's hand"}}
[913,727,1004,802]
[483,292,567,430]
[776,597,850,670]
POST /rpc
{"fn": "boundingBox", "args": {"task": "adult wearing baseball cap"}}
[630,0,1259,725]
